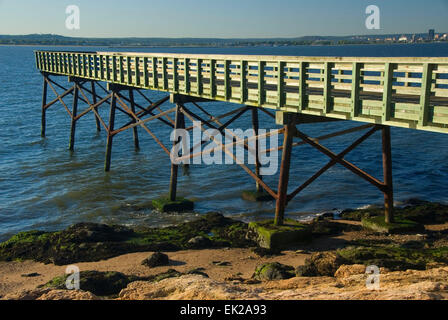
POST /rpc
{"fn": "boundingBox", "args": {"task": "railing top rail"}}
[34,50,448,64]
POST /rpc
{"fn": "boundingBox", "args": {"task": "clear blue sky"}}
[0,0,447,38]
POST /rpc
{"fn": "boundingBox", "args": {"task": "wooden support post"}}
[169,104,185,201]
[275,114,296,226]
[129,89,140,150]
[91,81,101,132]
[69,81,79,151]
[252,108,262,192]
[41,75,48,137]
[382,125,394,223]
[105,90,117,172]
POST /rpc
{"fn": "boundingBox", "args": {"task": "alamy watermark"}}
[170,121,279,176]
[365,5,380,30]
[365,265,380,290]
[66,5,80,30]
[65,265,80,290]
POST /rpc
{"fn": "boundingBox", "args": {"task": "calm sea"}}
[0,43,447,241]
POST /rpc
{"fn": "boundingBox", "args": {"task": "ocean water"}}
[0,43,447,241]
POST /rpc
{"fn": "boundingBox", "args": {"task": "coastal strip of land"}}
[1,201,448,300]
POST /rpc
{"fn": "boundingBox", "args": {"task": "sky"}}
[0,0,447,38]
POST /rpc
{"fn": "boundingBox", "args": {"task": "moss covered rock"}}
[241,190,275,202]
[253,262,296,281]
[296,252,348,277]
[248,219,311,250]
[361,216,424,234]
[0,213,255,265]
[341,202,448,225]
[40,271,137,297]
[152,197,194,213]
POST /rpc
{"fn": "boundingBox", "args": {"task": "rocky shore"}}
[1,200,448,300]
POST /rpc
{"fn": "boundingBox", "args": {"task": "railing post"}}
[224,60,230,100]
[382,63,394,122]
[275,113,296,226]
[210,59,216,98]
[351,62,362,118]
[277,61,284,108]
[41,75,48,138]
[197,59,203,95]
[419,63,434,127]
[323,62,333,114]
[173,58,178,92]
[258,61,265,106]
[69,80,79,152]
[382,125,394,223]
[299,61,307,110]
[240,60,247,103]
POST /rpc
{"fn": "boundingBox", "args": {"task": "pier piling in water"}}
[382,126,394,223]
[69,80,79,152]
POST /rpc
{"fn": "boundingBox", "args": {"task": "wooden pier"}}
[35,50,448,225]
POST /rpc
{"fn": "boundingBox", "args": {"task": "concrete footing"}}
[241,190,275,202]
[248,219,311,250]
[152,197,195,213]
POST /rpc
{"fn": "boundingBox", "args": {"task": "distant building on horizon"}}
[429,29,435,40]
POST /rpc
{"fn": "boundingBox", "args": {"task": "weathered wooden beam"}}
[252,108,262,192]
[91,81,101,132]
[275,113,296,226]
[382,125,394,223]
[169,104,185,201]
[69,82,79,151]
[129,89,140,150]
[105,92,117,172]
[41,75,48,137]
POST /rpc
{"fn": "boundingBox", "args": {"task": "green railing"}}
[35,50,448,134]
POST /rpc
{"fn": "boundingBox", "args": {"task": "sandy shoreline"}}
[2,202,448,300]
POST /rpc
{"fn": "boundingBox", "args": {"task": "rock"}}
[186,269,209,278]
[187,236,212,248]
[146,269,183,282]
[253,262,296,281]
[252,247,282,257]
[1,288,52,300]
[141,252,170,268]
[0,213,255,265]
[248,219,311,250]
[118,275,248,300]
[296,251,347,277]
[36,290,98,300]
[21,272,41,278]
[40,271,137,296]
[334,264,366,278]
[212,261,231,267]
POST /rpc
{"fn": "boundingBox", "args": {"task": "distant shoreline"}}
[1,42,448,49]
